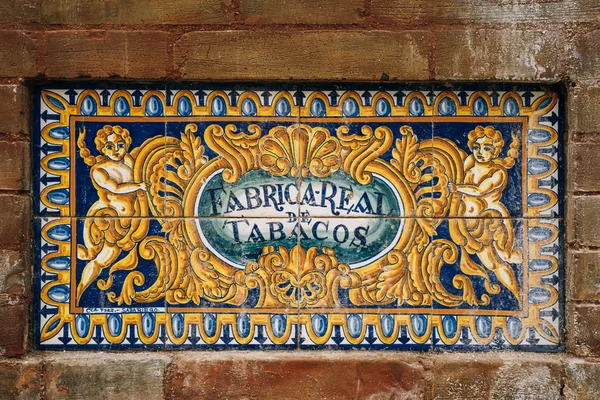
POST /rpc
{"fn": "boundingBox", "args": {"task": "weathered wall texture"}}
[0,0,599,398]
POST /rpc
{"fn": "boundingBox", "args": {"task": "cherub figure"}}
[75,125,149,303]
[448,126,522,304]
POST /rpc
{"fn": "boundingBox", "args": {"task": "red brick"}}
[568,251,600,301]
[0,85,29,135]
[371,0,600,25]
[568,304,600,356]
[572,196,600,247]
[564,360,600,399]
[432,358,501,399]
[432,356,561,400]
[29,0,233,24]
[568,86,600,135]
[571,142,600,192]
[489,361,562,400]
[42,31,171,79]
[0,250,27,305]
[573,29,600,83]
[174,30,429,80]
[0,359,42,399]
[356,359,430,399]
[0,195,29,248]
[0,31,38,78]
[0,304,27,356]
[45,354,168,400]
[166,353,428,400]
[242,0,365,24]
[0,141,30,191]
[432,28,567,81]
[0,0,29,24]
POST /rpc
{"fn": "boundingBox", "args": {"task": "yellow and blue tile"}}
[33,84,563,350]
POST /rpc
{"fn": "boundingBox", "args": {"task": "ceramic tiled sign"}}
[33,84,563,350]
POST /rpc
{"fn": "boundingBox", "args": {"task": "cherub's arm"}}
[124,154,135,169]
[91,167,146,194]
[455,170,504,196]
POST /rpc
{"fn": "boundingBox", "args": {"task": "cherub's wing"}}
[390,126,467,244]
[356,126,469,305]
[133,124,207,220]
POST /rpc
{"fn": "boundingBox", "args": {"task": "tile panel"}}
[33,84,563,350]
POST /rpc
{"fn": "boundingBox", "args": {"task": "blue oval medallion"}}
[311,314,328,337]
[47,225,71,241]
[536,97,552,110]
[47,95,66,110]
[527,193,550,207]
[529,288,551,304]
[171,313,185,338]
[529,259,553,272]
[203,313,217,336]
[145,95,163,116]
[310,98,326,117]
[506,317,522,339]
[527,158,551,174]
[47,256,70,270]
[47,319,60,332]
[473,97,488,116]
[211,96,227,116]
[504,97,519,116]
[237,313,251,337]
[49,127,69,140]
[275,98,291,116]
[528,129,551,143]
[48,157,70,170]
[409,97,424,116]
[177,96,192,116]
[81,96,97,116]
[75,314,90,337]
[346,314,362,338]
[107,314,122,336]
[270,314,286,338]
[342,98,360,117]
[241,99,257,116]
[380,314,394,337]
[196,168,403,269]
[529,226,553,242]
[48,189,69,206]
[141,313,155,337]
[539,324,553,337]
[438,97,456,116]
[48,284,69,303]
[442,316,457,337]
[375,98,391,116]
[114,97,130,116]
[476,316,492,337]
[411,315,427,337]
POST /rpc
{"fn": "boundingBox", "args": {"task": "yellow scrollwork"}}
[204,123,261,183]
[74,121,523,310]
[338,125,394,184]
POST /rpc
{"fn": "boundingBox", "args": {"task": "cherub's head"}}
[467,126,504,163]
[94,125,132,162]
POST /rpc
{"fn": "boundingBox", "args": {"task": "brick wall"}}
[0,1,599,398]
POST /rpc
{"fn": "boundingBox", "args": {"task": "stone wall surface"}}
[0,0,598,398]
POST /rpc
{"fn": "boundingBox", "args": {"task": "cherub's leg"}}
[492,218,523,264]
[478,246,522,306]
[76,244,121,304]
